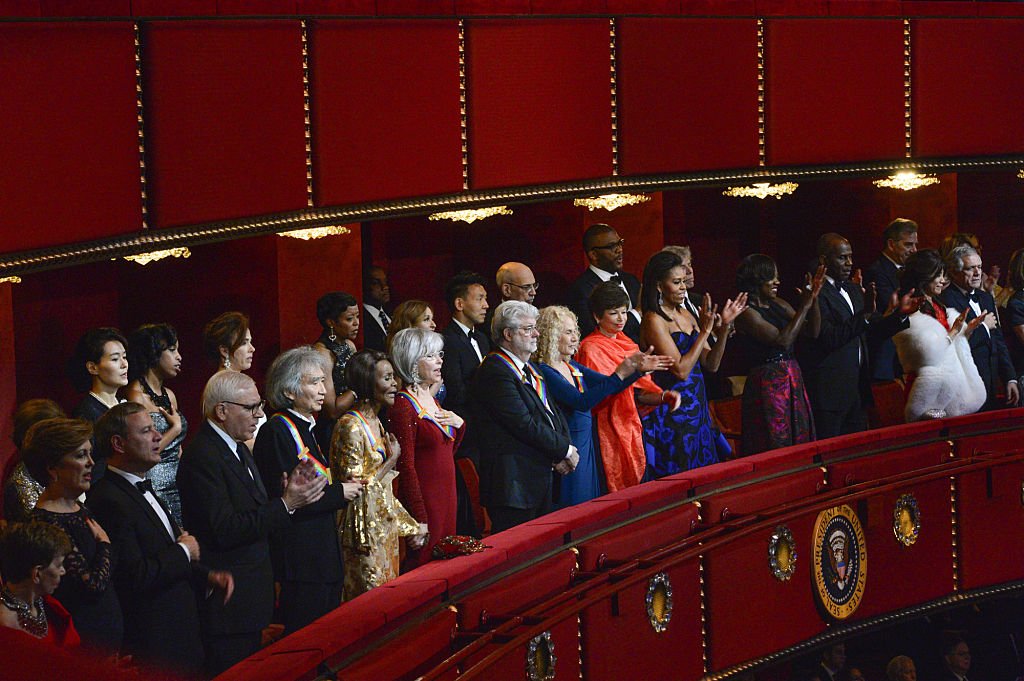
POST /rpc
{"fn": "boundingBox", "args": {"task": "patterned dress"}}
[314,332,356,452]
[330,410,419,600]
[141,379,187,526]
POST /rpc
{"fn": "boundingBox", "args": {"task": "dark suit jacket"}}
[176,421,291,637]
[565,268,642,343]
[252,411,345,584]
[863,255,904,380]
[441,322,491,419]
[941,285,1016,405]
[361,306,388,353]
[469,350,571,510]
[86,471,206,671]
[799,279,908,416]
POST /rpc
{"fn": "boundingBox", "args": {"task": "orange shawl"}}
[576,331,661,492]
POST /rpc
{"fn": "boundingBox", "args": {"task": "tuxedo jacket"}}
[176,421,291,636]
[86,472,206,670]
[441,322,491,418]
[469,351,571,510]
[565,268,642,343]
[941,285,1016,402]
[799,279,908,415]
[252,411,346,584]
[361,306,388,353]
[863,255,904,380]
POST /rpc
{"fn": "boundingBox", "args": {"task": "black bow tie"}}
[608,274,622,285]
[135,479,154,495]
[967,289,979,302]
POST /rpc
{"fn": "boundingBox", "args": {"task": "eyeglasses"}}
[423,351,445,359]
[591,239,625,252]
[508,282,540,293]
[221,399,266,417]
[516,325,538,335]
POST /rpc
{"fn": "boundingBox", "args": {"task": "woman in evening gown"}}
[313,291,360,453]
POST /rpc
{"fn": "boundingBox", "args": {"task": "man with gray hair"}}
[470,301,578,532]
[940,244,1019,409]
[177,370,328,676]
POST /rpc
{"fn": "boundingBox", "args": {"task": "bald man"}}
[485,262,539,331]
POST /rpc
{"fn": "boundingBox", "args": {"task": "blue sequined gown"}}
[149,409,187,526]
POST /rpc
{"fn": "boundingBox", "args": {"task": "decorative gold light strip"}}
[757,18,766,168]
[610,18,619,176]
[903,19,912,158]
[873,172,939,191]
[695,500,708,674]
[722,182,798,200]
[574,193,650,211]
[301,20,314,208]
[1018,169,1024,180]
[949,441,960,592]
[428,206,512,223]
[0,276,22,284]
[134,22,148,229]
[459,19,469,191]
[278,225,351,240]
[123,247,191,265]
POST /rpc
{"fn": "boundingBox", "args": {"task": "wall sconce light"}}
[123,247,191,265]
[428,206,513,224]
[278,225,352,240]
[0,276,22,284]
[722,182,798,199]
[573,193,651,211]
[872,172,939,191]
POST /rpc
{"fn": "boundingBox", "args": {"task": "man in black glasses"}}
[566,223,642,342]
[485,261,539,332]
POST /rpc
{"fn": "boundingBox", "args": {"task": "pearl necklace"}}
[0,587,47,638]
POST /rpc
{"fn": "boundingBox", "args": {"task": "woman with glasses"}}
[389,329,464,568]
[386,299,447,404]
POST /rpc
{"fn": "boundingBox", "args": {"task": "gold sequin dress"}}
[330,410,419,601]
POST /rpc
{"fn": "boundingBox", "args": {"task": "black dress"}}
[1005,289,1024,379]
[31,505,123,653]
[313,332,356,452]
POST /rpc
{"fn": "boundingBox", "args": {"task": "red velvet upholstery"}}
[826,441,950,486]
[701,468,824,523]
[958,457,1024,589]
[455,550,577,629]
[328,609,459,681]
[577,505,697,571]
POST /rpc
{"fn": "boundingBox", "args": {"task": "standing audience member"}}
[23,418,122,654]
[125,323,187,526]
[579,283,680,490]
[893,250,986,421]
[362,265,392,353]
[0,520,79,648]
[1003,248,1024,382]
[331,350,425,599]
[816,642,846,681]
[88,402,233,677]
[640,251,746,474]
[941,244,1020,409]
[535,306,670,505]
[312,292,361,452]
[202,311,255,374]
[734,255,824,454]
[390,329,465,568]
[800,233,909,439]
[3,399,65,522]
[386,299,446,402]
[68,327,129,424]
[485,261,539,330]
[176,371,327,676]
[864,219,919,381]
[940,635,972,681]
[567,224,643,342]
[886,655,917,681]
[471,302,579,531]
[253,347,363,635]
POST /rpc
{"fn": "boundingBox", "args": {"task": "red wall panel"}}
[0,23,140,252]
[143,21,307,228]
[913,19,1024,157]
[767,19,905,165]
[618,18,759,175]
[312,20,463,206]
[467,19,612,189]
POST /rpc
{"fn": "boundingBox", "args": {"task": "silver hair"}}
[660,244,692,262]
[885,655,914,681]
[201,370,256,418]
[390,328,444,385]
[491,300,539,346]
[265,346,331,412]
[946,244,980,272]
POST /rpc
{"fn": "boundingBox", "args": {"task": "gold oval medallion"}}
[893,493,921,547]
[645,572,674,634]
[526,630,556,681]
[768,525,797,581]
[812,504,868,620]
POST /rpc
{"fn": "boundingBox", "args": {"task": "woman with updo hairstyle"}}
[202,311,255,374]
[68,327,129,423]
[313,292,361,452]
[0,520,79,647]
[892,249,987,421]
[638,250,747,476]
[389,328,464,568]
[733,254,824,454]
[3,399,66,522]
[125,323,186,525]
[330,350,424,598]
[24,418,122,653]
[387,299,446,403]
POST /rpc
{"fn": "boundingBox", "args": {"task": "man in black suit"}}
[799,233,909,439]
[470,300,578,532]
[864,218,918,381]
[941,636,972,681]
[483,261,538,331]
[176,371,327,676]
[88,402,233,678]
[566,223,642,342]
[941,244,1019,410]
[441,271,491,435]
[361,264,391,352]
[814,642,846,681]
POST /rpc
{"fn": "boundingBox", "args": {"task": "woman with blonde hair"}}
[386,300,446,403]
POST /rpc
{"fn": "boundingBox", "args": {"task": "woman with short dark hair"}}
[68,327,128,423]
[313,292,361,451]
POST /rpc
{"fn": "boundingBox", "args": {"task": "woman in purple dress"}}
[733,254,825,455]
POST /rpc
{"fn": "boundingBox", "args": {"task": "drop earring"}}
[223,356,231,370]
[657,289,664,306]
[328,324,337,343]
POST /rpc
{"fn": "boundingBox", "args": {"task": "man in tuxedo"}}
[88,402,233,678]
[362,264,391,352]
[799,233,909,439]
[176,371,327,676]
[470,301,578,532]
[566,223,642,342]
[864,218,918,381]
[484,261,538,331]
[441,271,491,429]
[941,244,1019,410]
[815,642,846,681]
[941,637,972,681]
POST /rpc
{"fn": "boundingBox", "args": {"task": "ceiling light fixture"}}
[722,182,798,200]
[872,172,940,191]
[123,247,191,265]
[428,206,513,224]
[278,225,352,240]
[573,193,651,212]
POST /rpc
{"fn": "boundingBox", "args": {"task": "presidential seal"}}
[812,505,867,620]
[892,494,921,547]
[526,630,556,681]
[645,572,674,633]
[768,525,797,582]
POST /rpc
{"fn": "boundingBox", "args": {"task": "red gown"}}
[391,391,465,568]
